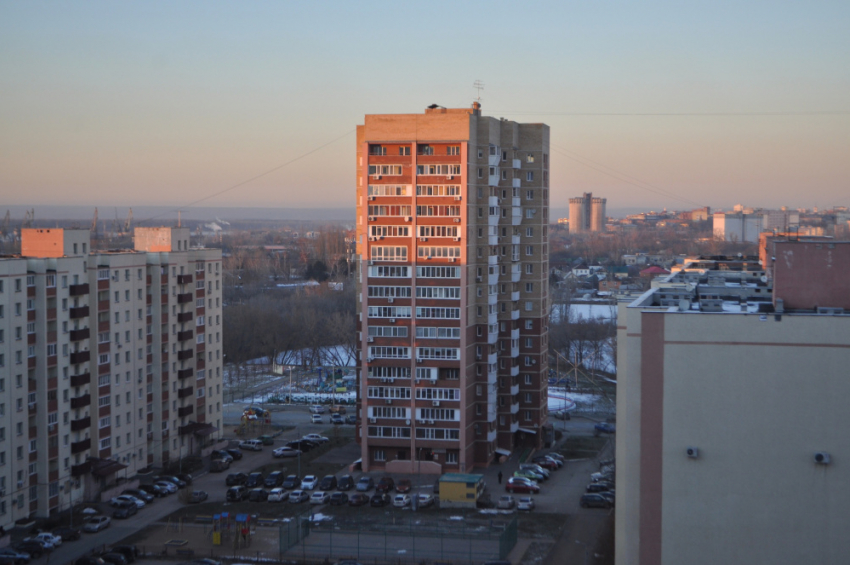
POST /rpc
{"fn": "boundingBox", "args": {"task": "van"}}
[226,486,247,502]
[239,439,263,451]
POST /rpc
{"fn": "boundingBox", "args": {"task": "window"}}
[477,168,483,178]
[526,189,534,200]
[399,146,410,156]
[526,227,533,237]
[525,319,533,330]
[526,171,533,181]
[525,264,534,274]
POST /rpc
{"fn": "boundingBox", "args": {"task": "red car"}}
[395,479,412,494]
[506,477,540,494]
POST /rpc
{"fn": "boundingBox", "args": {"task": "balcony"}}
[510,345,520,358]
[177,349,194,361]
[69,327,90,341]
[177,386,194,399]
[488,292,497,306]
[177,274,193,285]
[70,372,90,387]
[488,152,500,167]
[512,207,522,226]
[487,352,498,365]
[177,405,194,417]
[512,196,521,208]
[511,265,521,283]
[487,312,498,327]
[177,293,193,304]
[512,178,521,188]
[487,404,498,423]
[488,174,499,187]
[177,312,193,323]
[71,461,92,476]
[510,383,520,396]
[511,291,520,301]
[177,368,194,380]
[69,306,89,319]
[70,394,91,409]
[510,421,519,433]
[70,438,91,454]
[511,328,520,340]
[487,368,497,385]
[69,283,90,296]
[177,330,193,342]
[487,329,498,345]
[487,428,498,442]
[70,417,91,432]
[510,308,520,321]
[510,364,520,377]
[70,351,90,365]
[512,158,521,170]
[510,401,520,414]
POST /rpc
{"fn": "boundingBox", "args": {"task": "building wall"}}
[772,241,850,311]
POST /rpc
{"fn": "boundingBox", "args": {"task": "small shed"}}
[438,473,486,509]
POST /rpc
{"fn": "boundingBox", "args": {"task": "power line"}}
[144,128,356,223]
[549,143,707,208]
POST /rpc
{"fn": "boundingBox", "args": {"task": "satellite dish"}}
[761,275,768,283]
[678,299,689,312]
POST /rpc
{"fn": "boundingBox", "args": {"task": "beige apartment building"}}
[616,242,850,565]
[0,227,222,525]
[568,192,606,233]
[354,104,551,473]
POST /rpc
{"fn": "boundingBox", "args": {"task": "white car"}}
[83,516,111,532]
[497,495,516,510]
[273,447,301,458]
[417,493,435,508]
[392,494,411,508]
[302,434,329,444]
[301,475,319,490]
[154,481,177,493]
[25,532,62,549]
[109,495,145,509]
[310,414,323,424]
[289,490,308,503]
[310,491,330,505]
[268,488,287,502]
[517,497,535,511]
[309,405,325,414]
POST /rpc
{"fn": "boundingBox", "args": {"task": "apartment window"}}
[525,208,535,219]
[525,264,534,274]
[525,245,533,256]
[525,319,533,330]
[526,171,533,181]
[477,168,483,179]
[98,354,109,365]
[29,440,36,453]
[99,438,111,450]
[525,283,533,292]
[399,146,410,156]
[524,410,532,421]
[501,170,507,180]
[526,189,534,200]
[526,227,533,237]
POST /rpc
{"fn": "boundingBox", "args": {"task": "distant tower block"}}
[569,192,606,233]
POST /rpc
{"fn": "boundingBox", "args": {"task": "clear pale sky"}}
[1,1,848,213]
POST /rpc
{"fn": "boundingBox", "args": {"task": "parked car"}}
[375,477,395,493]
[517,497,535,511]
[370,493,391,507]
[580,493,612,509]
[0,548,31,565]
[586,482,613,493]
[319,475,337,491]
[302,434,328,445]
[121,489,154,503]
[110,495,144,509]
[153,481,178,494]
[348,493,370,506]
[109,546,138,564]
[309,405,325,414]
[210,451,233,463]
[112,502,137,519]
[301,475,319,490]
[392,494,411,508]
[268,488,287,503]
[519,464,550,480]
[310,414,323,424]
[594,422,616,434]
[598,491,616,506]
[513,470,545,482]
[344,415,356,425]
[395,479,412,493]
[154,475,187,489]
[531,456,560,470]
[286,440,315,452]
[329,492,348,506]
[210,459,231,473]
[83,516,111,533]
[282,475,301,489]
[139,484,168,497]
[100,553,127,565]
[238,439,263,451]
[12,542,45,559]
[505,477,540,494]
[591,471,614,483]
[256,435,275,446]
[26,533,61,549]
[177,473,193,485]
[51,527,82,542]
[496,495,516,509]
[329,405,347,414]
[337,475,354,491]
[224,448,243,460]
[273,447,302,458]
[189,490,209,503]
[74,557,106,565]
[248,488,268,502]
[245,472,265,488]
[310,491,330,505]
[416,493,435,508]
[226,486,247,502]
[356,476,374,492]
[226,472,248,486]
[331,414,344,425]
[265,471,284,487]
[288,490,309,504]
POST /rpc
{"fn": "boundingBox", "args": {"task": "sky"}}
[1,1,848,215]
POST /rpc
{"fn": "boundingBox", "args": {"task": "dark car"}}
[319,475,337,491]
[177,473,193,485]
[226,486,247,502]
[226,472,248,486]
[245,472,264,488]
[109,546,138,564]
[580,493,612,509]
[594,423,616,434]
[122,489,154,503]
[52,527,82,542]
[13,542,45,559]
[286,440,316,452]
[210,450,233,463]
[153,475,187,489]
[265,471,284,488]
[348,493,369,506]
[248,488,268,502]
[257,435,275,446]
[329,492,348,506]
[139,484,168,497]
[282,475,301,490]
[337,475,354,491]
[395,479,412,494]
[0,548,31,565]
[224,448,243,460]
[375,477,395,493]
[586,482,612,493]
[75,558,106,565]
[112,502,137,519]
[370,493,391,507]
[356,476,374,492]
[345,415,356,425]
[100,553,128,565]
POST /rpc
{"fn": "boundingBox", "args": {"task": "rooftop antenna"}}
[473,80,484,103]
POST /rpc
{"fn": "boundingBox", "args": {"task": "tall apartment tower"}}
[568,192,606,233]
[355,104,550,474]
[0,228,222,526]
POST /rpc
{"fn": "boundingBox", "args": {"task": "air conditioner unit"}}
[373,175,381,180]
[369,418,377,424]
[418,420,426,425]
[476,276,483,282]
[531,359,537,365]
[446,175,453,180]
[17,481,23,488]
[432,401,440,407]
[420,238,427,242]
[815,452,831,465]
[369,216,376,221]
[405,216,412,222]
[389,318,396,323]
[387,297,394,304]
[454,196,462,201]
[405,419,411,425]
[367,357,374,363]
[416,358,423,364]
[454,236,461,241]
[367,337,374,343]
[449,258,456,262]
[368,196,375,201]
[453,218,461,223]
[686,447,699,459]
[385,398,392,404]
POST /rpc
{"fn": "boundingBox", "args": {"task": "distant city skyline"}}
[2,1,848,211]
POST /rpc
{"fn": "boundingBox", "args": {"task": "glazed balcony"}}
[69,306,89,320]
[69,283,90,297]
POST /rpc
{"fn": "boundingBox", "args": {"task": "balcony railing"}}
[69,327,90,341]
[69,306,89,319]
[177,386,194,399]
[69,283,90,296]
[177,368,194,380]
[70,372,91,387]
[70,351,90,365]
[177,349,194,361]
[177,330,193,342]
[70,394,91,409]
[177,274,193,285]
[177,405,194,417]
[70,438,91,454]
[70,417,91,432]
[177,312,193,323]
[177,293,193,304]
[71,461,92,476]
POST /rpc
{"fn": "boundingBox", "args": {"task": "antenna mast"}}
[473,80,484,103]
